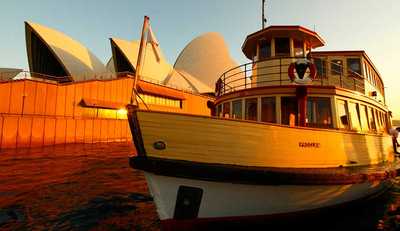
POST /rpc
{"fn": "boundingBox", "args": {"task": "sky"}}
[0,0,399,118]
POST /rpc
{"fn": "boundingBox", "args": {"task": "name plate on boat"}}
[298,142,320,148]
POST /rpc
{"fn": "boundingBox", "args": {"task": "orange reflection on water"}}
[0,143,158,230]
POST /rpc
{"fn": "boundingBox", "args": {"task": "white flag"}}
[147,24,159,46]
[146,24,160,62]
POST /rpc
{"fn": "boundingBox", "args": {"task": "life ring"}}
[288,59,317,84]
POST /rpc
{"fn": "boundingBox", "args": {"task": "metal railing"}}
[215,57,366,97]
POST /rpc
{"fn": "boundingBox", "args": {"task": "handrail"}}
[215,56,367,97]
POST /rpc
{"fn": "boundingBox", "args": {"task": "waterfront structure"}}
[0,21,215,149]
[129,23,399,230]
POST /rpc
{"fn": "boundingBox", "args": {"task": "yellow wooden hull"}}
[135,110,394,168]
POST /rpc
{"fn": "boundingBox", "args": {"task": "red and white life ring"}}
[288,59,317,84]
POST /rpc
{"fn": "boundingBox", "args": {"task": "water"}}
[0,143,400,231]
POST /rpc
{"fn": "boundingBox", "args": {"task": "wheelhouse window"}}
[306,97,332,128]
[359,105,369,131]
[293,40,304,57]
[232,99,243,119]
[223,102,230,118]
[347,58,361,75]
[348,102,361,131]
[245,98,258,121]
[261,97,276,123]
[331,60,343,75]
[314,58,327,79]
[337,100,349,129]
[281,97,298,126]
[275,38,290,57]
[259,39,271,60]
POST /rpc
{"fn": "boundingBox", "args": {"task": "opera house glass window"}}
[261,97,276,123]
[245,98,258,121]
[232,99,243,119]
[306,97,332,128]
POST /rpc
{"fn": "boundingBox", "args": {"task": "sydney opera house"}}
[0,21,240,149]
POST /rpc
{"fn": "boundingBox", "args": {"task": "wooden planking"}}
[0,83,11,113]
[1,116,18,148]
[55,118,67,144]
[138,111,393,168]
[17,117,32,148]
[23,81,36,114]
[45,84,57,116]
[65,118,76,144]
[9,81,24,114]
[56,85,66,116]
[44,118,56,146]
[30,117,44,147]
[84,119,93,143]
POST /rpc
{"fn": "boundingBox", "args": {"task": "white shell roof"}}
[109,38,172,83]
[174,32,241,89]
[25,21,111,81]
[164,69,213,93]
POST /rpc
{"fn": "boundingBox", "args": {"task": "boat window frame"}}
[336,99,350,130]
[347,100,362,131]
[330,59,343,76]
[306,96,333,129]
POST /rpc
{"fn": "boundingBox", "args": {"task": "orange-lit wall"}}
[0,76,213,149]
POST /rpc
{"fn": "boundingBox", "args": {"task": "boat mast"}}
[132,16,149,101]
[262,0,266,29]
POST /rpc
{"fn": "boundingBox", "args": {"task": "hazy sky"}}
[0,0,399,118]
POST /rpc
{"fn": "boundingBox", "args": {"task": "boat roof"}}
[242,25,325,59]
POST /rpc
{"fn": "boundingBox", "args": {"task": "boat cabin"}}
[215,26,389,134]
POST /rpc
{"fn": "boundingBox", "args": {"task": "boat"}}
[128,8,400,231]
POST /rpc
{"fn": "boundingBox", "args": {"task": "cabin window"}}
[367,107,377,131]
[375,109,382,131]
[275,38,290,57]
[337,100,349,129]
[314,58,327,79]
[348,102,361,131]
[281,97,298,126]
[259,39,271,60]
[306,97,332,128]
[245,98,258,121]
[347,58,361,75]
[293,40,304,57]
[331,60,343,75]
[261,97,276,123]
[217,104,222,117]
[223,102,230,118]
[359,105,369,131]
[232,99,242,119]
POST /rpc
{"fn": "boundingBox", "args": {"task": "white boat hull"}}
[144,172,390,221]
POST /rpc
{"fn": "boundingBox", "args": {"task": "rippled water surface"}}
[1,143,400,231]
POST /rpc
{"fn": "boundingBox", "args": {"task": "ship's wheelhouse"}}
[214,26,390,134]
